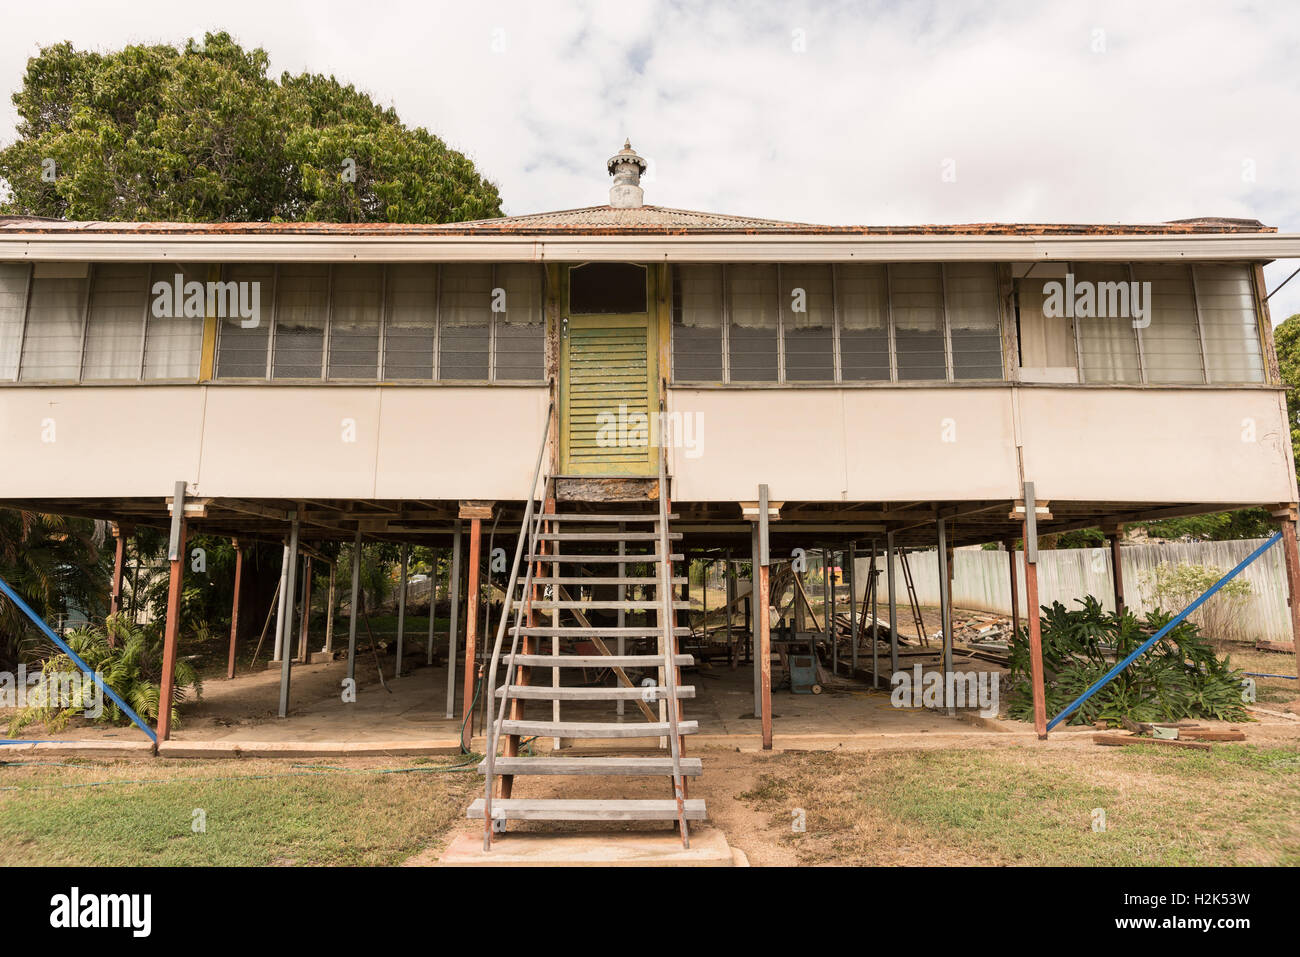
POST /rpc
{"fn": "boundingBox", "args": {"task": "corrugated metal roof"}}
[0,207,1275,237]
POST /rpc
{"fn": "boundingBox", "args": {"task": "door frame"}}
[557,263,662,476]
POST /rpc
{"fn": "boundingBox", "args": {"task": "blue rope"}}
[1046,532,1282,732]
[0,576,157,743]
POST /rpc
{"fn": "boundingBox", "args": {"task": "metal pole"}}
[347,529,361,685]
[887,532,898,676]
[938,518,952,711]
[824,546,835,676]
[272,543,290,662]
[296,556,312,664]
[427,547,439,665]
[1005,537,1020,643]
[277,513,300,718]
[1109,525,1126,617]
[848,541,858,676]
[870,541,879,688]
[324,561,336,655]
[445,519,463,719]
[395,544,408,677]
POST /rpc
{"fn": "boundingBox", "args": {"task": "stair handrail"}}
[481,395,554,849]
[655,395,690,848]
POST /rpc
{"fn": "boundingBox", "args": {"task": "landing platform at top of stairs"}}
[434,827,745,867]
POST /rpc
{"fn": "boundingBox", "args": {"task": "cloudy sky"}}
[2,0,1298,318]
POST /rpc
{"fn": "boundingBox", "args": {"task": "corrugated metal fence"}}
[862,538,1291,642]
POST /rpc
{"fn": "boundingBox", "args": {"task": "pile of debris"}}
[1093,717,1246,750]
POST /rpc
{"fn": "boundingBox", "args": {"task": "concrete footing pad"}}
[436,827,746,867]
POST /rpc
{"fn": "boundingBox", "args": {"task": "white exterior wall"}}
[0,385,550,500]
[667,385,1298,505]
[0,383,1293,505]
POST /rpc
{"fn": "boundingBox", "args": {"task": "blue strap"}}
[0,576,157,743]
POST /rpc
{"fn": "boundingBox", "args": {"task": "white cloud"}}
[1,0,1297,317]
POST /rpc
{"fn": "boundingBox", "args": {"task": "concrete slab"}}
[435,827,743,867]
[157,738,463,759]
[1,739,156,758]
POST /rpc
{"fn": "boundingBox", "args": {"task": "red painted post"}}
[1279,517,1300,681]
[1108,524,1126,617]
[759,563,773,750]
[1023,519,1047,740]
[462,517,483,748]
[156,520,187,742]
[109,524,127,620]
[226,542,244,680]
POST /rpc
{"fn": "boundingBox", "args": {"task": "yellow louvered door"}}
[560,311,658,476]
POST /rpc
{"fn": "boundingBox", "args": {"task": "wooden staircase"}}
[472,465,703,849]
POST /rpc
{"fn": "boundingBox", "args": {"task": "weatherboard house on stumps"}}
[1,142,1298,838]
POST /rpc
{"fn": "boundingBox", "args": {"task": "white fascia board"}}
[1,232,1298,262]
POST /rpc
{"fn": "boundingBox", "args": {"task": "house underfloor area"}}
[3,624,1035,756]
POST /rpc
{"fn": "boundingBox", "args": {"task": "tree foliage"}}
[0,32,503,223]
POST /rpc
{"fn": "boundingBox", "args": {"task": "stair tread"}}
[477,757,702,776]
[506,654,693,667]
[467,798,707,821]
[496,719,698,738]
[538,532,681,541]
[539,513,677,523]
[528,553,683,563]
[530,576,685,586]
[529,600,689,610]
[512,626,690,636]
[495,684,695,700]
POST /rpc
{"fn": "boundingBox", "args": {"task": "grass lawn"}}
[741,744,1300,866]
[0,756,480,866]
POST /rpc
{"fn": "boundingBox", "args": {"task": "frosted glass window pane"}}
[216,264,274,378]
[1194,264,1264,384]
[273,264,328,379]
[945,263,1002,380]
[494,263,544,381]
[383,265,436,379]
[20,274,87,381]
[890,263,946,381]
[1135,263,1204,384]
[0,263,29,380]
[837,264,890,381]
[328,264,382,379]
[672,265,723,381]
[440,264,491,380]
[727,264,778,382]
[782,264,834,381]
[144,264,205,380]
[1074,263,1142,383]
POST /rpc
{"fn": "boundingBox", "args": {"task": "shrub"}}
[1006,596,1249,726]
[7,613,201,736]
[1138,561,1253,643]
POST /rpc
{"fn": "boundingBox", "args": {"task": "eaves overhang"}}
[1,231,1298,263]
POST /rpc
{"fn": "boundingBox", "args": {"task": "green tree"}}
[0,32,503,223]
[1274,312,1300,483]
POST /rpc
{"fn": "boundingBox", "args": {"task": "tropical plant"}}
[0,509,111,668]
[1006,596,1249,726]
[6,613,201,736]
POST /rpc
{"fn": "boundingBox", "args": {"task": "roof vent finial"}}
[607,140,647,208]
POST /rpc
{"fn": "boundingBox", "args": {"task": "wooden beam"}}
[156,519,187,741]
